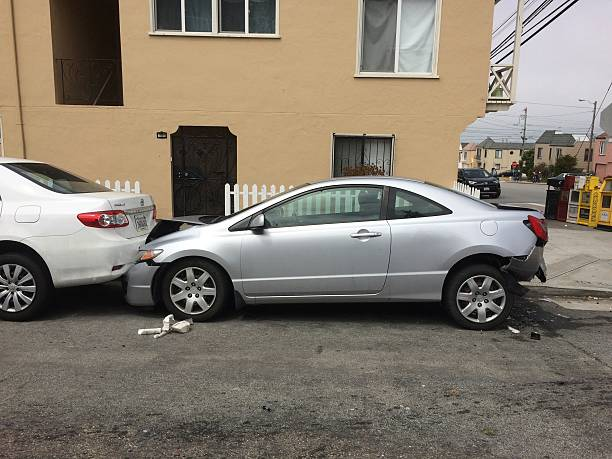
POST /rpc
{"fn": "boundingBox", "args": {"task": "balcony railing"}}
[54,58,123,106]
[486,64,514,112]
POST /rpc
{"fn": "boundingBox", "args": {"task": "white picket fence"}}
[225,183,292,215]
[96,179,141,194]
[452,181,481,199]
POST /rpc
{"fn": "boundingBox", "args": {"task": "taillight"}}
[152,205,157,221]
[525,215,548,243]
[77,210,129,229]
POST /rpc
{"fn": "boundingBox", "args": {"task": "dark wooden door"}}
[171,126,237,216]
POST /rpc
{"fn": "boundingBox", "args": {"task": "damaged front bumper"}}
[503,245,547,283]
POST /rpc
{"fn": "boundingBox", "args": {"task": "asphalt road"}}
[487,181,547,211]
[1,283,610,457]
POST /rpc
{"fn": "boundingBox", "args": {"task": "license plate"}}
[483,187,490,191]
[134,213,148,231]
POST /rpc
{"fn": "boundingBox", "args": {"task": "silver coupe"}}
[125,177,547,330]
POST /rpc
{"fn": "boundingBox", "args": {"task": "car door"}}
[385,187,455,301]
[240,186,391,297]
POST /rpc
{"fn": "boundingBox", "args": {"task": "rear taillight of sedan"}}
[77,210,129,229]
[524,215,548,245]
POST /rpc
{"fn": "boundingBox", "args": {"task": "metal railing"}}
[55,58,123,106]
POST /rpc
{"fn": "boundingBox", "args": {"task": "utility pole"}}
[520,107,528,158]
[587,101,597,173]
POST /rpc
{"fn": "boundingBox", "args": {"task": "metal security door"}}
[171,126,237,216]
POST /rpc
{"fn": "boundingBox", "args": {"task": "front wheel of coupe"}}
[0,253,52,321]
[443,264,514,330]
[161,258,230,322]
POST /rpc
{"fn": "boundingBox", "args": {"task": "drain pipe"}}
[9,0,27,159]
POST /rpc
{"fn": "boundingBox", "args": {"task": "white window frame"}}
[495,149,502,159]
[330,133,395,178]
[149,0,280,38]
[600,140,607,156]
[355,0,442,79]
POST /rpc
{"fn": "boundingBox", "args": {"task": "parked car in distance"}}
[126,177,547,330]
[457,168,501,198]
[0,158,155,321]
[546,172,587,188]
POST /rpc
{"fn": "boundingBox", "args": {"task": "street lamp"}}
[579,98,597,173]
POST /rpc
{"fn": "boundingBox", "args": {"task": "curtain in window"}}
[249,0,276,34]
[398,0,436,73]
[185,0,212,32]
[361,0,397,73]
[156,0,181,30]
[220,0,245,32]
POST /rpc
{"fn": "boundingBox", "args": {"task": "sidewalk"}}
[524,220,612,296]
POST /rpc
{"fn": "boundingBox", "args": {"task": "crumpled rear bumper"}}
[504,246,547,283]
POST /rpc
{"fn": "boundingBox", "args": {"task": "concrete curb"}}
[525,285,612,299]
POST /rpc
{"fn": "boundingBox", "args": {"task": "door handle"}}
[350,231,382,239]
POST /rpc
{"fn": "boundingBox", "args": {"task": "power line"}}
[494,0,581,63]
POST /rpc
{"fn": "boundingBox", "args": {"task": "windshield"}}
[4,163,109,194]
[463,169,491,179]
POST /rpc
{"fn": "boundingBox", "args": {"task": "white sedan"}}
[0,158,155,321]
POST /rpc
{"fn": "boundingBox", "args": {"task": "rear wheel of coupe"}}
[0,253,51,321]
[161,258,230,322]
[443,264,513,330]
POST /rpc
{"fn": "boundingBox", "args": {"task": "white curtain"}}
[399,0,436,73]
[361,0,397,73]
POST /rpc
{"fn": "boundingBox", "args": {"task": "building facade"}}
[594,132,611,179]
[1,0,505,216]
[477,138,534,174]
[534,130,591,171]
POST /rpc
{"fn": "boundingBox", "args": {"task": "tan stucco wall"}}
[1,0,495,217]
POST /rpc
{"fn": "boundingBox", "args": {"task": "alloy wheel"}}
[0,264,37,313]
[169,267,217,315]
[456,275,506,324]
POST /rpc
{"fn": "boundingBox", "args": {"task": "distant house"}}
[594,132,612,179]
[534,130,591,171]
[459,143,479,169]
[477,138,534,174]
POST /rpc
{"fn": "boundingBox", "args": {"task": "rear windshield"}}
[4,163,109,194]
[463,169,491,178]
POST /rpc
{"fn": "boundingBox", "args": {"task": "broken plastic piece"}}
[530,331,541,340]
[507,326,520,334]
[138,314,194,339]
[138,328,162,336]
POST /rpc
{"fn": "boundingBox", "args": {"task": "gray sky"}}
[461,0,612,144]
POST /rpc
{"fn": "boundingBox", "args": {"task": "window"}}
[333,135,393,177]
[495,149,502,159]
[537,147,542,159]
[3,163,109,194]
[584,148,592,162]
[152,0,277,35]
[476,148,481,159]
[600,141,607,156]
[509,150,514,155]
[358,0,440,76]
[389,188,450,219]
[264,187,383,228]
[549,148,552,161]
[484,150,487,158]
[556,148,562,160]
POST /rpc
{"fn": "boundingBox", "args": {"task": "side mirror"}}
[249,214,265,231]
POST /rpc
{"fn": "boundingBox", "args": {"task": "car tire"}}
[443,263,514,330]
[0,252,52,322]
[160,258,230,322]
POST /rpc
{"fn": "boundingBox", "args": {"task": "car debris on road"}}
[138,314,193,339]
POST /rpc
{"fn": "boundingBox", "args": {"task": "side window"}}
[264,187,383,228]
[389,188,450,220]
